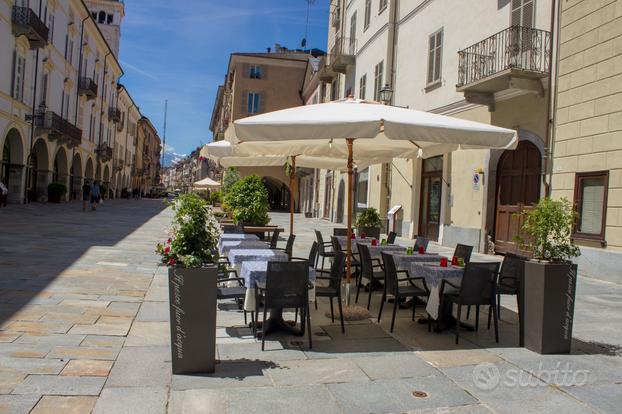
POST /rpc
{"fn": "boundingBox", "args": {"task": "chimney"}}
[267,47,271,53]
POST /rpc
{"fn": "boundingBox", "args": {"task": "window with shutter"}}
[574,171,608,241]
[359,74,366,99]
[511,0,535,27]
[427,30,443,86]
[379,0,388,12]
[373,61,383,101]
[350,12,357,53]
[10,51,16,100]
[364,0,371,29]
[247,92,260,114]
[249,64,262,79]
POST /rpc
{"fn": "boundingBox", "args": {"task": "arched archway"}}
[95,162,102,183]
[336,179,345,223]
[493,140,542,253]
[85,158,95,182]
[262,176,291,212]
[1,128,26,203]
[28,139,50,201]
[70,152,83,200]
[103,164,110,198]
[53,147,68,184]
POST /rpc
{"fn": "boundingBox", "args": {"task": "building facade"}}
[550,0,622,282]
[316,0,552,256]
[137,116,161,194]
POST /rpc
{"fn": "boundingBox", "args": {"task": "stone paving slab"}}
[168,389,228,414]
[106,346,171,388]
[12,375,105,396]
[172,360,274,390]
[30,395,97,414]
[60,360,114,377]
[352,353,440,380]
[47,345,120,360]
[92,386,168,414]
[124,321,170,347]
[0,395,41,414]
[0,357,66,375]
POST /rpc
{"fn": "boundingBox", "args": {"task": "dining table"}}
[218,240,270,256]
[409,262,464,320]
[387,252,441,270]
[219,233,260,241]
[227,249,289,266]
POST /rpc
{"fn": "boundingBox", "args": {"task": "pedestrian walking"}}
[82,180,91,212]
[0,180,8,207]
[90,180,101,211]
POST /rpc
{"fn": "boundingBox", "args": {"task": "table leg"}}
[256,308,303,338]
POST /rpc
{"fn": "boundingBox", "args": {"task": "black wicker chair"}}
[355,244,385,310]
[272,234,296,258]
[315,230,334,270]
[330,236,360,277]
[257,261,312,350]
[440,262,501,344]
[316,251,346,333]
[379,252,429,332]
[387,231,397,244]
[266,228,282,249]
[414,236,429,252]
[453,244,473,264]
[333,228,348,236]
[216,269,250,326]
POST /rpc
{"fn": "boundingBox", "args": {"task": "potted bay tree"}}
[224,174,270,227]
[516,197,580,354]
[156,193,221,374]
[356,207,383,240]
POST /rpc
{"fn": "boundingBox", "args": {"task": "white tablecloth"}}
[239,261,317,311]
[335,236,376,249]
[218,240,270,256]
[387,252,441,270]
[365,244,406,258]
[410,262,464,319]
[227,249,289,266]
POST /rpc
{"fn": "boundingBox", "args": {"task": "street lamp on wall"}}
[379,84,393,105]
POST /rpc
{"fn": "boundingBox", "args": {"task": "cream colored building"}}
[550,0,622,282]
[112,84,139,197]
[317,0,552,255]
[1,0,125,203]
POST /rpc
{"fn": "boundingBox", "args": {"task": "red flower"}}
[168,258,176,266]
[167,238,172,244]
[164,246,171,254]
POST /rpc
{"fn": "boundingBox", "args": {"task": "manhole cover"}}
[290,340,305,346]
[411,390,428,398]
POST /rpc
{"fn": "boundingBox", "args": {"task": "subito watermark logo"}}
[472,362,590,390]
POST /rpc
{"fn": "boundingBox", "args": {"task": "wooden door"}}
[494,141,541,253]
[418,156,443,242]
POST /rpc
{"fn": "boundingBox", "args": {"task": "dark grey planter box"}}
[168,266,218,374]
[357,226,381,240]
[523,261,578,354]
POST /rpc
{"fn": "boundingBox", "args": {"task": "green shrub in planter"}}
[210,190,222,206]
[222,167,240,194]
[223,175,269,226]
[47,182,67,203]
[355,207,383,239]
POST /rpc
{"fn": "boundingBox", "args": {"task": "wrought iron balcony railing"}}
[457,26,550,89]
[78,77,98,99]
[108,107,121,123]
[12,6,49,49]
[97,144,113,161]
[33,111,82,147]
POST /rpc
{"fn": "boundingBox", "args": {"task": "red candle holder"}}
[440,257,448,267]
[371,239,377,246]
[361,232,367,239]
[418,246,425,254]
[451,256,458,266]
[351,232,356,239]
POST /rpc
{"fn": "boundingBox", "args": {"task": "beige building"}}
[316,0,552,256]
[112,84,139,197]
[210,48,323,211]
[137,116,161,194]
[550,0,622,282]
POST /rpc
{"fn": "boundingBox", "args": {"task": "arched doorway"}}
[85,158,95,182]
[28,139,50,201]
[95,162,102,183]
[262,176,290,211]
[70,152,82,200]
[53,148,68,185]
[336,179,345,223]
[1,128,25,203]
[494,140,541,253]
[103,165,110,198]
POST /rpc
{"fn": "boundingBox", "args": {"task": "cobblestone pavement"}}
[0,201,621,413]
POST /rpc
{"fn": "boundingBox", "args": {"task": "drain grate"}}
[411,390,428,399]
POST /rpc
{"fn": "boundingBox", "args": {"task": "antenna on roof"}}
[302,0,316,49]
[161,100,168,167]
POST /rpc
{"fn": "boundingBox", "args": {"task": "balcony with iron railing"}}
[78,77,98,99]
[12,6,49,49]
[32,111,82,147]
[97,144,113,161]
[330,36,357,73]
[108,107,121,123]
[457,26,550,96]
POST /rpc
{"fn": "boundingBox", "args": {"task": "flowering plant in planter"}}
[156,193,221,267]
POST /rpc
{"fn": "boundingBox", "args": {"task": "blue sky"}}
[119,0,330,164]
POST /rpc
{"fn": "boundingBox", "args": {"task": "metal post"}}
[289,156,296,234]
[345,138,354,306]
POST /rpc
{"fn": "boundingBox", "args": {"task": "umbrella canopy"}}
[193,177,221,189]
[232,98,518,306]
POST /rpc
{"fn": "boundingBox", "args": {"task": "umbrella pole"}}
[289,156,296,235]
[346,139,354,306]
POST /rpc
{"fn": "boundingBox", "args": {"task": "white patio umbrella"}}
[192,176,221,190]
[200,140,373,234]
[234,98,517,305]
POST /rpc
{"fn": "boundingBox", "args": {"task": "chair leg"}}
[251,312,255,336]
[390,295,398,333]
[367,280,373,310]
[321,256,325,271]
[355,278,362,303]
[337,294,345,333]
[261,307,267,351]
[412,297,416,321]
[497,292,501,319]
[294,308,298,324]
[492,305,499,343]
[475,305,480,332]
[329,297,335,323]
[306,304,312,349]
[466,305,471,320]
[455,304,462,345]
[377,288,386,323]
[427,312,432,332]
[487,306,492,330]
[244,310,247,326]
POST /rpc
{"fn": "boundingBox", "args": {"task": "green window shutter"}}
[240,91,248,115]
[10,50,16,99]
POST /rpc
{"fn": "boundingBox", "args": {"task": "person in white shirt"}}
[0,180,8,207]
